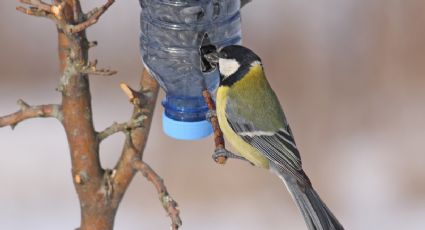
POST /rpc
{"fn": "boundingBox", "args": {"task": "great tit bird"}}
[203,45,344,230]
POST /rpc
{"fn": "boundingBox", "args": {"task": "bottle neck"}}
[162,95,209,122]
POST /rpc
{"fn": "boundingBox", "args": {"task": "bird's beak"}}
[203,52,219,64]
[200,48,219,72]
[200,33,219,72]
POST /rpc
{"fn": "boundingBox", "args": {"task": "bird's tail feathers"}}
[278,172,344,230]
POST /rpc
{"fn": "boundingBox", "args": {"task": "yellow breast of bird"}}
[216,85,270,169]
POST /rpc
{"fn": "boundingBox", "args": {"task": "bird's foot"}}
[213,148,252,164]
[205,109,216,123]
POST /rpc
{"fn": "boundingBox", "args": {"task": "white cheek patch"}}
[219,58,240,78]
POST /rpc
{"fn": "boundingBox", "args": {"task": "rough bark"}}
[3,1,182,229]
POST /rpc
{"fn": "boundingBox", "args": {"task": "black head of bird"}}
[202,45,262,86]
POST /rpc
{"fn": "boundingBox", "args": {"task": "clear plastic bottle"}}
[139,0,242,140]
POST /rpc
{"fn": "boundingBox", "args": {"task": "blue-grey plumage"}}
[211,45,344,230]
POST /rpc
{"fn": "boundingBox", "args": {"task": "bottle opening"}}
[162,112,213,140]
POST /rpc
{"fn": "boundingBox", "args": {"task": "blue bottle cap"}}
[162,112,213,140]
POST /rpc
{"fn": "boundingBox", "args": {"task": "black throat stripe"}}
[220,65,249,87]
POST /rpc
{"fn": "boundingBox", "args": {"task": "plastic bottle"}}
[139,0,242,140]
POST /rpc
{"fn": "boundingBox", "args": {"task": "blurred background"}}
[1,0,425,229]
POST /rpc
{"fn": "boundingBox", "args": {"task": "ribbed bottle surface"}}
[139,0,241,139]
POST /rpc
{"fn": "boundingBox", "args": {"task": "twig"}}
[202,89,228,164]
[68,0,115,34]
[18,0,52,13]
[17,0,114,35]
[81,59,117,76]
[88,41,98,49]
[97,116,147,142]
[0,99,62,129]
[16,0,64,21]
[120,83,149,108]
[16,6,50,17]
[133,159,182,230]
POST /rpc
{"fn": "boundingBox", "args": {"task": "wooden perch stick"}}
[202,89,228,164]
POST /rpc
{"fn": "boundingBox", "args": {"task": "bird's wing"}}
[225,85,308,183]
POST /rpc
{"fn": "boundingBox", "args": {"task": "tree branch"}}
[0,99,62,129]
[110,70,182,229]
[97,115,146,142]
[133,159,182,230]
[115,70,181,229]
[68,0,115,34]
[13,0,179,229]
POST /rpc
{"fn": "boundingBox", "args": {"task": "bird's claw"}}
[213,148,249,163]
[206,110,217,123]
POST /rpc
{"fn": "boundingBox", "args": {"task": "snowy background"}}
[1,1,424,229]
